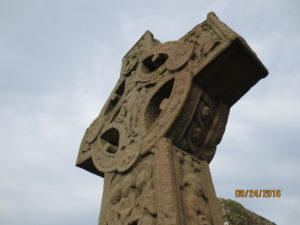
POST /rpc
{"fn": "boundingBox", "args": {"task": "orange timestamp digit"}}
[235,189,281,198]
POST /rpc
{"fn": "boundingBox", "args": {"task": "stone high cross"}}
[76,12,268,225]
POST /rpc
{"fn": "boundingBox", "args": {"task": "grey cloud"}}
[1,0,299,225]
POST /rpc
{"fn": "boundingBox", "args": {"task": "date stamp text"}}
[235,189,281,198]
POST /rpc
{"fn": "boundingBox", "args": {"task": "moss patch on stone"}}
[219,198,276,225]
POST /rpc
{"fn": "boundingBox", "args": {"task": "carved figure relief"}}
[106,154,156,225]
[182,23,222,75]
[176,150,212,225]
[167,83,229,162]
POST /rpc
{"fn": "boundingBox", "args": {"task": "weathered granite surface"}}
[219,198,276,225]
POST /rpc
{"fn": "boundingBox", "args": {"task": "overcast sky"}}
[1,0,299,225]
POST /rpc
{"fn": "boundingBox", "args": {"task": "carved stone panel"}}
[168,84,230,162]
[175,148,223,225]
[100,153,156,225]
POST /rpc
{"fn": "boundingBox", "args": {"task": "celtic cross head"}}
[76,12,268,177]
